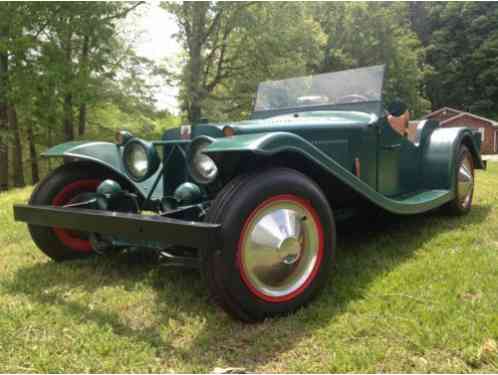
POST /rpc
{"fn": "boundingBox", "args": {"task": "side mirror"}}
[387,99,408,117]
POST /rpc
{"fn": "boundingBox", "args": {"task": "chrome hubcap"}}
[240,198,321,300]
[458,155,474,207]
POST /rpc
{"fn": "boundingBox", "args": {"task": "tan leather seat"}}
[388,111,410,137]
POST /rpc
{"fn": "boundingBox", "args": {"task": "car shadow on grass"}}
[5,204,492,371]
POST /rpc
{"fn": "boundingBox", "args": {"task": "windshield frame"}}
[250,65,385,120]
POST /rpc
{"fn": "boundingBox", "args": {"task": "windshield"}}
[253,65,385,116]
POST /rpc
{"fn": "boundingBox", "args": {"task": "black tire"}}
[443,145,475,216]
[202,168,336,322]
[28,162,132,262]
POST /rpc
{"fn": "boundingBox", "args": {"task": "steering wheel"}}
[334,94,370,104]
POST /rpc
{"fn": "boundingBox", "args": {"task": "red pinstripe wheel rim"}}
[237,194,324,303]
[52,179,100,252]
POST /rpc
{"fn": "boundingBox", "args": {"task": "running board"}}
[390,189,452,207]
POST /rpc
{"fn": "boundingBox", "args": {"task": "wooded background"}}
[0,1,497,191]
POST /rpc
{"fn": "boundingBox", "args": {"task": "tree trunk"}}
[27,123,39,184]
[190,102,201,124]
[187,3,208,124]
[78,103,86,136]
[47,127,53,172]
[0,33,8,191]
[8,106,24,187]
[63,93,74,141]
[78,34,89,136]
[45,78,55,173]
[0,103,8,191]
[63,26,74,141]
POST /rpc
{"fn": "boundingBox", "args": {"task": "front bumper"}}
[13,204,222,250]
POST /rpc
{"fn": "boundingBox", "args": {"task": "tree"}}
[408,2,431,47]
[203,2,325,121]
[0,26,9,191]
[312,2,430,117]
[73,2,144,136]
[34,2,143,142]
[0,2,148,190]
[425,2,498,117]
[0,3,60,187]
[0,3,31,188]
[166,2,431,121]
[162,2,253,123]
[164,2,325,122]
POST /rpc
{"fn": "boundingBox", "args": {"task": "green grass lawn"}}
[1,165,497,373]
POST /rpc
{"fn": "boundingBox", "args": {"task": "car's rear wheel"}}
[28,162,131,261]
[443,145,474,215]
[202,168,335,322]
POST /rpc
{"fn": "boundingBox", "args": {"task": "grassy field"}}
[0,165,497,373]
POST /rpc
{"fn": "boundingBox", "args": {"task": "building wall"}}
[441,115,497,154]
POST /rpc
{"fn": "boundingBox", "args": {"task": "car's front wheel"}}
[28,162,131,261]
[202,168,335,322]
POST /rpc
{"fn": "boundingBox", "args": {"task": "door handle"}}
[382,144,401,150]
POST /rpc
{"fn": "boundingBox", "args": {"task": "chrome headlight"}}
[189,138,218,184]
[123,139,160,182]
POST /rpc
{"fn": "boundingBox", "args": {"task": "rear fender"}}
[42,141,163,200]
[422,127,485,191]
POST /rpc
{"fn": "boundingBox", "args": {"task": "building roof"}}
[424,106,463,119]
[440,112,498,127]
[422,106,498,127]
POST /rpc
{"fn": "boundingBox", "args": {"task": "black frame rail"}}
[13,204,222,251]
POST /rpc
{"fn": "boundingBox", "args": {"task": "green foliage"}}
[0,2,180,188]
[85,102,180,142]
[203,3,326,121]
[425,2,498,118]
[305,2,430,117]
[167,2,432,121]
[2,1,498,189]
[166,2,498,122]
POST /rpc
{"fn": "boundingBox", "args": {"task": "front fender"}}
[206,132,367,189]
[42,141,162,199]
[422,127,485,191]
[207,132,355,174]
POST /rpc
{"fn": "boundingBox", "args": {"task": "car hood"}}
[164,111,378,141]
[197,110,377,137]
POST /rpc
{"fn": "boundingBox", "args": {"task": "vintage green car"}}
[14,65,485,322]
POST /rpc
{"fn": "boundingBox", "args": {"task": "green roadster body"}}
[13,65,484,321]
[41,75,484,215]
